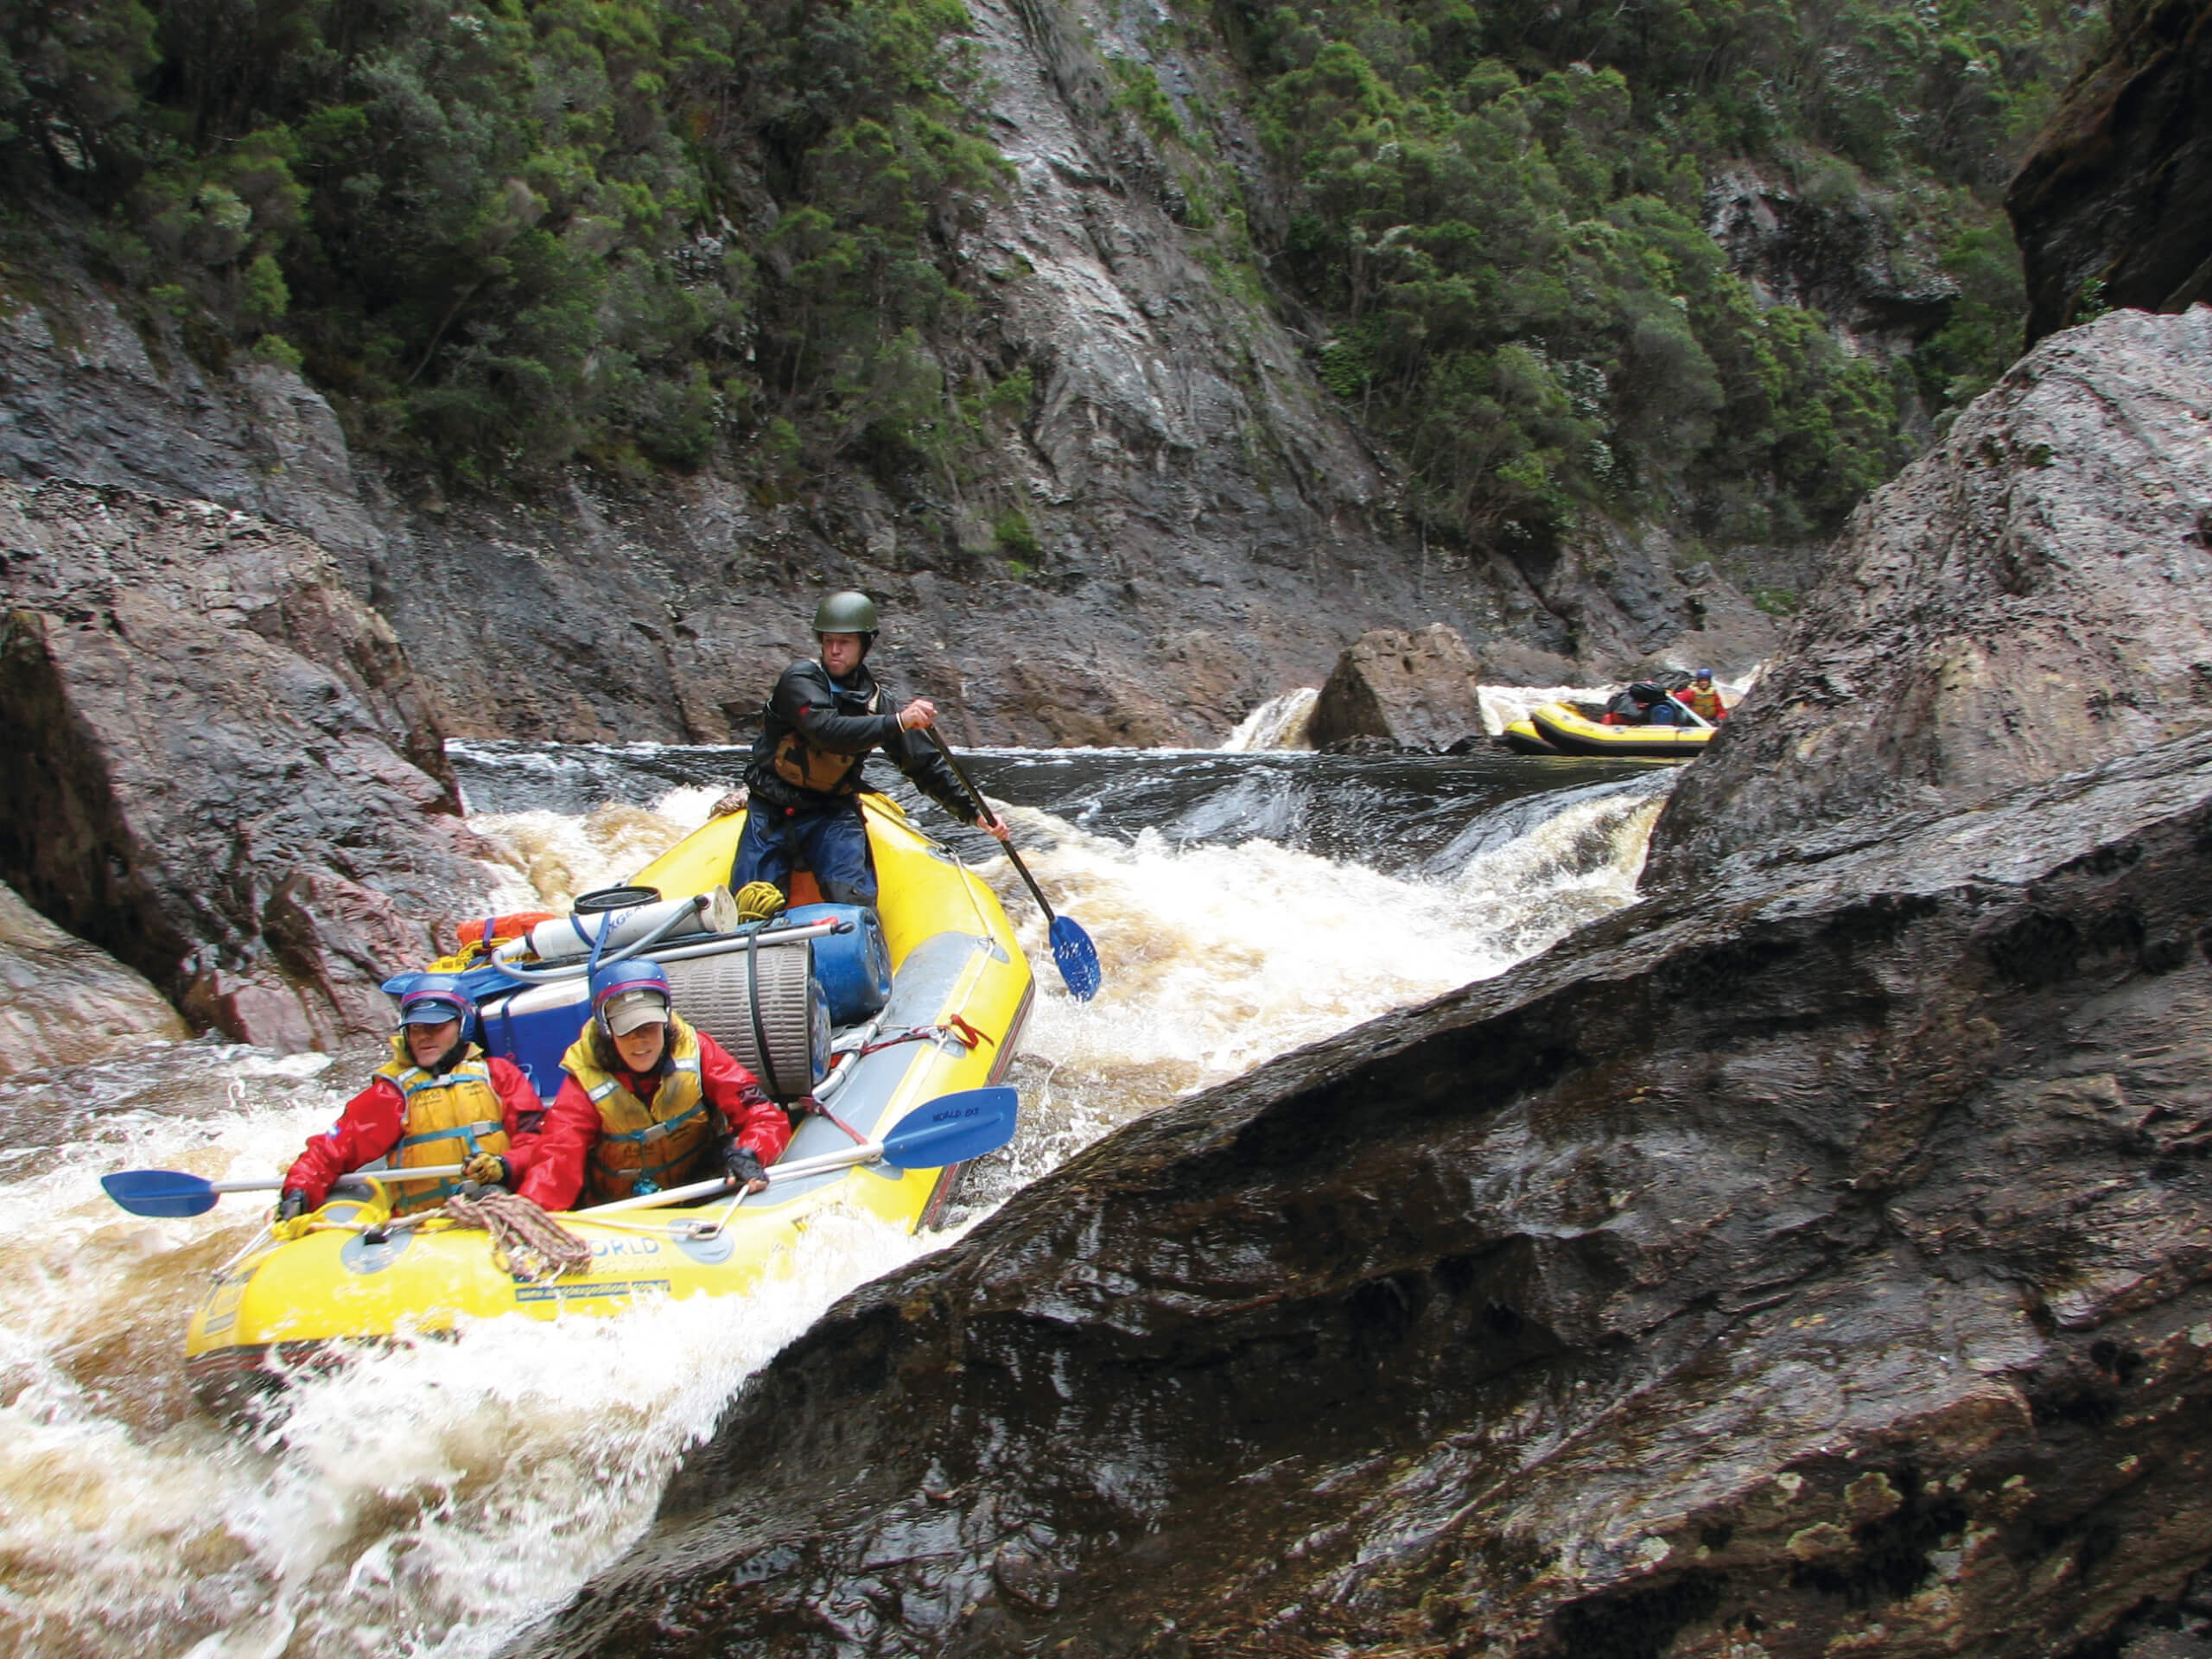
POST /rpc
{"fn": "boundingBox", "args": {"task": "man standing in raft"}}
[499,958,792,1210]
[277,975,543,1224]
[732,590,1009,907]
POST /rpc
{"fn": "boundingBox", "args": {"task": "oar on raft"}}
[99,1087,1019,1221]
[101,1165,469,1218]
[920,727,1102,1001]
[584,1084,1021,1217]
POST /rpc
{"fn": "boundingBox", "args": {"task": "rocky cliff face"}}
[1644,306,2212,894]
[513,305,2212,1658]
[0,0,1794,755]
[0,479,496,1050]
[2008,0,2212,344]
[1706,163,1959,358]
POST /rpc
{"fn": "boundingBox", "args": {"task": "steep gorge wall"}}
[2008,0,2212,344]
[0,0,1776,758]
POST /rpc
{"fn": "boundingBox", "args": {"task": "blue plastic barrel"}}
[782,904,893,1026]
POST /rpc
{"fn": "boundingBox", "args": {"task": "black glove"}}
[723,1147,766,1188]
[277,1189,308,1222]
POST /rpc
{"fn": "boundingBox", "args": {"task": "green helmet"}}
[811,591,880,635]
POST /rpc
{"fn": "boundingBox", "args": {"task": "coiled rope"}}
[378,1192,594,1282]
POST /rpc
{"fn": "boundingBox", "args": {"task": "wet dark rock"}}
[530,728,2212,1659]
[1316,732,1412,756]
[1307,625,1487,752]
[1706,163,1959,352]
[1646,307,2212,893]
[2009,0,2212,345]
[0,480,496,1050]
[0,879,186,1078]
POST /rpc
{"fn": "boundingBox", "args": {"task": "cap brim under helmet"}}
[600,987,671,1037]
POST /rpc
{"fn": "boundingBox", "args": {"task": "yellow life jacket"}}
[770,683,881,796]
[561,1014,713,1205]
[1682,683,1726,721]
[371,1037,512,1217]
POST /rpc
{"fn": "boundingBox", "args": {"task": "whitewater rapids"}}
[0,750,1670,1659]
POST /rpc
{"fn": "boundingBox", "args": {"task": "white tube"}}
[490,915,841,982]
[500,889,741,963]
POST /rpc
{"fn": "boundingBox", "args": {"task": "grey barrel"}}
[663,940,829,1101]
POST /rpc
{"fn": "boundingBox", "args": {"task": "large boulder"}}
[0,879,187,1077]
[1645,307,2212,893]
[534,729,2212,1659]
[1307,623,1489,750]
[2008,0,2212,345]
[0,480,496,1051]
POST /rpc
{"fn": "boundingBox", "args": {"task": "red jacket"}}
[284,1052,543,1205]
[515,1027,790,1211]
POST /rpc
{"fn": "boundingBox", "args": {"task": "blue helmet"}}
[397,973,474,1028]
[591,958,673,1037]
[1694,667,1714,681]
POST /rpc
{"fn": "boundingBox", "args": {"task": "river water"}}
[0,734,1670,1659]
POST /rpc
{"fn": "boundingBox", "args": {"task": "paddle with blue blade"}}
[922,727,1102,1001]
[587,1085,1022,1217]
[101,1165,468,1218]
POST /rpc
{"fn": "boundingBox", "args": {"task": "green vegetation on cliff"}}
[0,0,2100,544]
[1,0,1004,480]
[1213,0,2100,544]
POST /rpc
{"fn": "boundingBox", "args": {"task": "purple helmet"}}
[591,958,673,1037]
[397,974,474,1028]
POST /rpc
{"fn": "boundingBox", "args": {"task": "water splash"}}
[1219,689,1319,752]
[0,1043,966,1659]
[952,771,1673,1211]
[469,787,724,913]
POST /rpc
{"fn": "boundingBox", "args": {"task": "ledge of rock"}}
[0,879,186,1078]
[0,480,497,1051]
[1645,306,2212,894]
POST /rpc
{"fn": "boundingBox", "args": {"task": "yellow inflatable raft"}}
[184,796,1033,1408]
[1526,701,1713,760]
[1499,718,1562,756]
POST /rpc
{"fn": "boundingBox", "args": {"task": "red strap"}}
[800,1092,869,1146]
[945,1014,994,1050]
[858,1020,990,1059]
